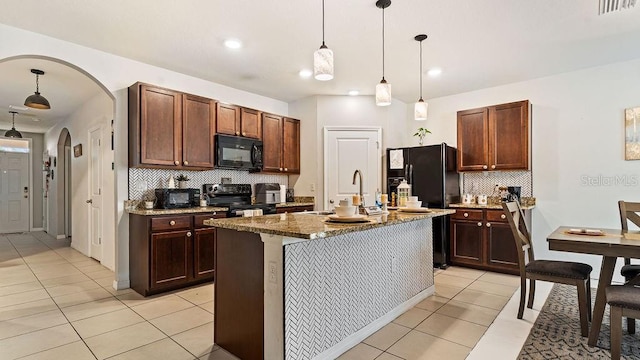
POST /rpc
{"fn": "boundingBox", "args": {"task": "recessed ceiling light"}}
[427,68,442,77]
[348,90,359,96]
[224,39,242,49]
[299,69,313,78]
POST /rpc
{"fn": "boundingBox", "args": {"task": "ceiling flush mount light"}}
[299,69,313,78]
[427,67,442,77]
[414,34,428,121]
[314,0,334,81]
[224,39,242,49]
[5,111,23,138]
[375,0,392,106]
[24,69,51,110]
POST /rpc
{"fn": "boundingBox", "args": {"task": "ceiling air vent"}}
[599,0,637,15]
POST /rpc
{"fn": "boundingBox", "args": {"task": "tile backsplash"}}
[462,170,532,197]
[129,168,288,200]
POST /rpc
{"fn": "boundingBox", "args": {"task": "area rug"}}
[518,284,640,359]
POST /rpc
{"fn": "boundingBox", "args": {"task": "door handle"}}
[86,199,92,204]
[329,199,334,204]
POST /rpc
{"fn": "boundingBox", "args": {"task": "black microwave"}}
[154,188,200,209]
[215,134,263,171]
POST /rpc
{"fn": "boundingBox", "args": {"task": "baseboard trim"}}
[31,227,44,231]
[311,285,435,360]
[56,234,67,239]
[113,279,130,291]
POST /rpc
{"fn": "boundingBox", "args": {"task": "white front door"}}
[0,151,29,233]
[324,127,382,210]
[89,128,102,261]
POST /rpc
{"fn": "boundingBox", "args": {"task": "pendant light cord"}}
[419,40,423,99]
[35,74,40,93]
[382,6,385,80]
[322,0,326,46]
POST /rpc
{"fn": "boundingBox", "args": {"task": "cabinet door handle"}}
[477,222,482,227]
[212,212,217,215]
[169,220,176,226]
[491,165,496,169]
[482,165,488,170]
[279,168,283,171]
[501,214,506,219]
[174,160,180,166]
[284,168,288,171]
[242,132,246,136]
[486,222,491,227]
[186,231,192,237]
[183,161,189,166]
[463,212,469,217]
[236,131,240,136]
[209,218,214,222]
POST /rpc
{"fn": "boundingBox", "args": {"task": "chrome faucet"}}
[352,169,365,207]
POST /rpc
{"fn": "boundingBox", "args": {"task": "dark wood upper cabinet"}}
[216,103,241,136]
[457,100,530,172]
[129,84,182,167]
[261,114,300,174]
[283,118,300,174]
[183,94,215,169]
[129,82,215,170]
[262,113,283,172]
[215,104,262,139]
[240,108,262,139]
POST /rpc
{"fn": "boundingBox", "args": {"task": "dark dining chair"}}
[502,201,593,336]
[607,282,640,360]
[617,200,640,334]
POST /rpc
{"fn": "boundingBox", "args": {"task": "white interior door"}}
[0,151,29,233]
[324,127,381,210]
[89,128,102,261]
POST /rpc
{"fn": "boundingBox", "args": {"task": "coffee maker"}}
[507,186,521,202]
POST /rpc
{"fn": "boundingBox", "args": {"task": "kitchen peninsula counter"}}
[204,209,454,240]
[208,209,453,360]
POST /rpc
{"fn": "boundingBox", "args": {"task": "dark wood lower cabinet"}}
[450,208,528,275]
[129,212,225,296]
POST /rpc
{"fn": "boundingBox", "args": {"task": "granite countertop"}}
[275,202,315,208]
[449,197,536,210]
[127,206,228,216]
[204,209,455,240]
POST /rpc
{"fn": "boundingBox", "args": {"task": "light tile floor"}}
[0,231,550,359]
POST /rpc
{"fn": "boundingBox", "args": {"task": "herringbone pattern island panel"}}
[283,220,433,359]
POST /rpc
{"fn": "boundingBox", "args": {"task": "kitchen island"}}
[205,209,454,360]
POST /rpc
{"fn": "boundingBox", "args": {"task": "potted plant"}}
[413,127,431,145]
[175,174,190,189]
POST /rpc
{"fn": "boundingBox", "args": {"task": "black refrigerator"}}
[386,143,460,268]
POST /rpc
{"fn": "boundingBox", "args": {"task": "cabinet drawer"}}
[150,216,191,232]
[486,210,508,223]
[194,213,227,228]
[451,209,483,221]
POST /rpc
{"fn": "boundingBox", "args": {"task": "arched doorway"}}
[56,128,71,239]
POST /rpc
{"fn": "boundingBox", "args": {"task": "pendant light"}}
[414,34,428,120]
[24,69,51,110]
[5,111,23,138]
[314,0,334,81]
[375,0,392,106]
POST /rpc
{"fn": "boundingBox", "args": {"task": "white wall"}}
[289,95,408,210]
[410,58,640,281]
[44,93,115,268]
[0,23,288,288]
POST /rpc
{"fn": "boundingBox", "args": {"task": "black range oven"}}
[203,183,276,217]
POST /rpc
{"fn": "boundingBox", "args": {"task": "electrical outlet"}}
[391,257,397,273]
[310,183,315,192]
[268,261,277,283]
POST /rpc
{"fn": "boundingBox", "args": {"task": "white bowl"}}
[406,200,422,208]
[408,196,419,202]
[335,205,356,217]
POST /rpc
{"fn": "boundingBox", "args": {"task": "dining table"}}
[547,226,640,346]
